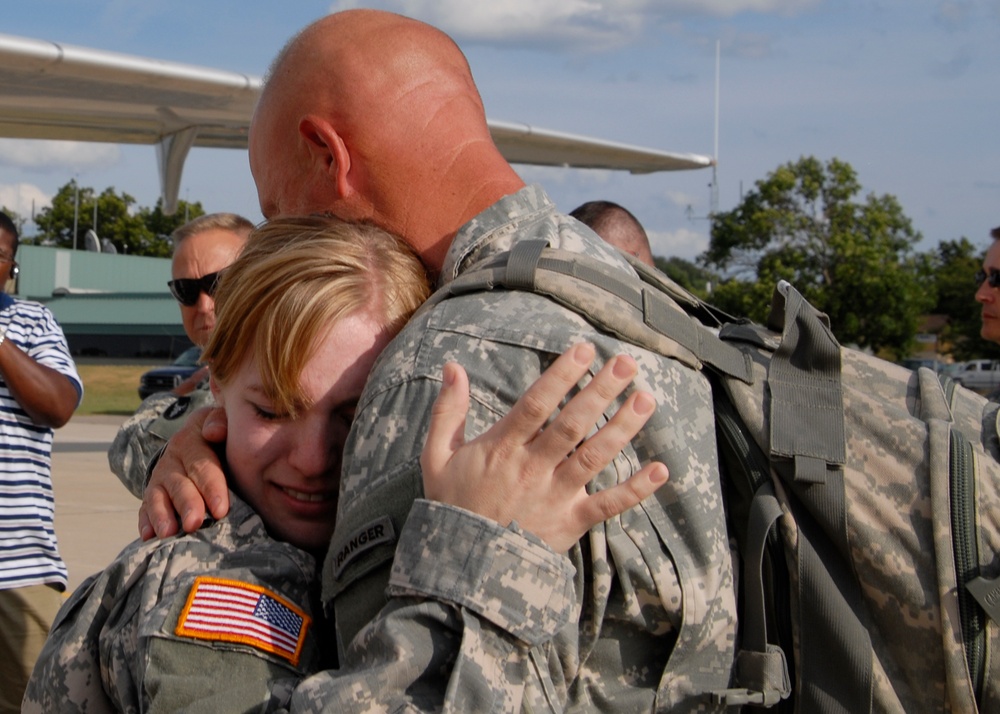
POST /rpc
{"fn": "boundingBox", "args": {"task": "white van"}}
[952,359,1000,393]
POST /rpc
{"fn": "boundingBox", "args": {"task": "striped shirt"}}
[0,293,82,592]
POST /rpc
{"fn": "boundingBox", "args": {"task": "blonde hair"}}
[202,215,430,416]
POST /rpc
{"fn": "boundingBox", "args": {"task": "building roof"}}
[42,292,184,335]
[10,244,185,337]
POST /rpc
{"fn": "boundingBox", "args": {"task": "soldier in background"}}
[570,199,656,267]
[107,213,251,497]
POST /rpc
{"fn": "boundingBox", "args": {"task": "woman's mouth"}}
[280,486,334,503]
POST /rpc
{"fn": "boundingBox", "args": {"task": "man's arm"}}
[0,330,78,427]
[108,383,215,499]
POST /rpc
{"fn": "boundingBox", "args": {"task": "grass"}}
[75,364,149,416]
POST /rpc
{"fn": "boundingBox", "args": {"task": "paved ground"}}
[51,414,141,592]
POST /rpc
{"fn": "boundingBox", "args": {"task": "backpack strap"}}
[766,280,847,485]
[430,240,754,384]
[764,281,874,712]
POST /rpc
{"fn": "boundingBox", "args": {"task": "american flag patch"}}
[175,576,311,666]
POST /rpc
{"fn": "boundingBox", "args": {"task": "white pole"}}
[711,39,720,218]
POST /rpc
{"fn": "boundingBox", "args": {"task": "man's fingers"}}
[141,484,181,539]
[421,363,471,498]
[500,342,596,444]
[190,459,231,522]
[137,504,154,541]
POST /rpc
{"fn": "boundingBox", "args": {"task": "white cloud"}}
[663,189,699,209]
[0,183,52,219]
[0,140,120,172]
[327,0,820,51]
[677,0,819,18]
[514,165,617,188]
[648,225,708,261]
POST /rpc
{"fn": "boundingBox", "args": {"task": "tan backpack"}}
[430,239,1000,713]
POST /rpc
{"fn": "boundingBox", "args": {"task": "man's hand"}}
[138,406,231,540]
[421,342,667,553]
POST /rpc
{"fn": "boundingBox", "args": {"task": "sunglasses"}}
[168,271,222,307]
[975,269,1000,289]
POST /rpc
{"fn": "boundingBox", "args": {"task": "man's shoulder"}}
[4,296,55,322]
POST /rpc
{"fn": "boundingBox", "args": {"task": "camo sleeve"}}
[290,499,577,713]
[108,383,215,498]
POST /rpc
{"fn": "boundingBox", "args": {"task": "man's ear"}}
[299,116,352,198]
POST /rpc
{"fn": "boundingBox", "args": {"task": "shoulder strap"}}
[427,240,754,384]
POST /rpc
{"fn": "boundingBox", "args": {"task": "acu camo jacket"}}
[23,492,321,713]
[23,492,575,713]
[310,185,738,714]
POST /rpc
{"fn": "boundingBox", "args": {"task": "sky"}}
[0,0,997,262]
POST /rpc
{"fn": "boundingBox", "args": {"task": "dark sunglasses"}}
[975,269,1000,289]
[168,271,222,307]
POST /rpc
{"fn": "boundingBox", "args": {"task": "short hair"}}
[570,200,654,266]
[0,211,19,253]
[991,226,1000,241]
[170,212,255,254]
[203,215,431,417]
[570,200,645,240]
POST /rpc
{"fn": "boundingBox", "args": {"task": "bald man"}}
[144,10,734,712]
[570,199,656,266]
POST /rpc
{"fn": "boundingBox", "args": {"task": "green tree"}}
[138,198,207,254]
[35,181,156,253]
[926,238,1000,360]
[652,255,717,300]
[31,181,211,256]
[703,156,931,359]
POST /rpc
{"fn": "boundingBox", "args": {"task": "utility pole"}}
[72,178,79,250]
[711,39,720,218]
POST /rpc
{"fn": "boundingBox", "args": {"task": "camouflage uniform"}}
[108,379,214,498]
[314,185,737,713]
[23,493,575,713]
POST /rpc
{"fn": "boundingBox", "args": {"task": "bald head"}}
[570,200,655,267]
[249,10,524,271]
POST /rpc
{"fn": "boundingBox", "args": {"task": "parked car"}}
[137,347,203,400]
[951,359,1000,393]
[938,362,965,380]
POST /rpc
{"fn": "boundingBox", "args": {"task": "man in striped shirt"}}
[0,211,83,714]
